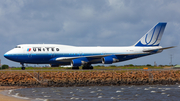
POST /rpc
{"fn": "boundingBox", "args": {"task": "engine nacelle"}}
[102,56,119,64]
[71,59,83,66]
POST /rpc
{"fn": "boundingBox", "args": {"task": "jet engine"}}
[71,59,85,66]
[102,56,119,64]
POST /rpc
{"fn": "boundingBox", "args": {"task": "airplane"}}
[4,22,175,70]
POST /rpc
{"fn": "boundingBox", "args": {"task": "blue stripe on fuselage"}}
[4,52,151,64]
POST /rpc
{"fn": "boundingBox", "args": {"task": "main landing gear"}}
[72,66,79,69]
[21,63,26,70]
[82,64,93,69]
[72,64,94,70]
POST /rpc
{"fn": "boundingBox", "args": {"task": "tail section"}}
[134,22,167,47]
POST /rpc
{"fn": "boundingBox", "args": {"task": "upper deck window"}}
[15,46,21,48]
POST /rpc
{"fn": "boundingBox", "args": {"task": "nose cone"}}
[4,49,16,60]
[4,53,8,58]
[4,51,11,60]
[4,48,23,62]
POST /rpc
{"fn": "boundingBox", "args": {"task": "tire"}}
[82,66,88,69]
[82,65,93,69]
[72,66,79,69]
[21,67,25,70]
[90,66,93,69]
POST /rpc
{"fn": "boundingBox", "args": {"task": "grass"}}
[9,67,72,70]
[5,66,165,71]
[93,66,164,69]
[0,66,175,74]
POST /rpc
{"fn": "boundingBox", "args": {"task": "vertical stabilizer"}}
[134,22,167,47]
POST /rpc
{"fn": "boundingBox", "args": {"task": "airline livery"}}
[4,22,174,70]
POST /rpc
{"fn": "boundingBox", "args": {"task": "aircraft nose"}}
[4,50,14,60]
[4,49,21,62]
[4,52,10,59]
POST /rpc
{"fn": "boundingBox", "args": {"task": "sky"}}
[0,0,179,67]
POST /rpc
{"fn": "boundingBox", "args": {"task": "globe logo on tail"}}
[135,22,166,47]
[143,25,162,46]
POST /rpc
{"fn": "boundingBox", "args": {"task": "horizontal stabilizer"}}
[143,46,176,52]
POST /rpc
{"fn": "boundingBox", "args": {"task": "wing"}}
[54,52,147,62]
[51,46,175,64]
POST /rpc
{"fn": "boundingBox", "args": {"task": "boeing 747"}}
[4,22,174,70]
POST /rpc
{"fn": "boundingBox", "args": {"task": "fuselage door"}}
[51,52,55,57]
[51,48,56,57]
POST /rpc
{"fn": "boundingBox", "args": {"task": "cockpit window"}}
[15,46,21,48]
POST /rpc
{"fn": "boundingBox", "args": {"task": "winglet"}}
[134,22,167,47]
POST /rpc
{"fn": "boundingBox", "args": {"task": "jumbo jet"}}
[4,22,174,70]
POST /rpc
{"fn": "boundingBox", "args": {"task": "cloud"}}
[0,0,180,66]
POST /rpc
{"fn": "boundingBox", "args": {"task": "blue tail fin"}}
[134,22,167,47]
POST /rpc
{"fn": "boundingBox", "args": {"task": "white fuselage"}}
[4,44,162,65]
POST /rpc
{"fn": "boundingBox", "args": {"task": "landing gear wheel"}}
[89,66,93,69]
[82,64,93,69]
[72,66,79,69]
[21,67,26,70]
[20,63,25,70]
[82,66,87,69]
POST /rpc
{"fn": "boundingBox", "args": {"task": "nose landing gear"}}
[21,67,25,70]
[20,63,26,70]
